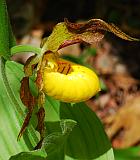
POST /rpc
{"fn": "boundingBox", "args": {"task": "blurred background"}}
[6,0,140,155]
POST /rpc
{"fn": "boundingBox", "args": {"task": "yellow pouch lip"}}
[43,58,100,103]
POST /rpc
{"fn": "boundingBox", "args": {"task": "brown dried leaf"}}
[105,95,140,148]
[111,74,139,91]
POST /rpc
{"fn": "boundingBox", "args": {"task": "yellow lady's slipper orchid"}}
[42,54,100,103]
[18,18,139,148]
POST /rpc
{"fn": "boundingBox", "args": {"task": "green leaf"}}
[0,0,16,59]
[114,147,140,160]
[9,149,47,160]
[100,78,108,91]
[0,60,114,160]
[9,120,76,160]
[44,96,114,160]
[43,120,77,160]
[65,148,114,160]
[0,59,39,160]
[83,48,97,56]
[60,102,111,159]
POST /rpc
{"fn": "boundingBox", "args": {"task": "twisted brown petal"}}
[64,18,140,41]
[18,77,36,140]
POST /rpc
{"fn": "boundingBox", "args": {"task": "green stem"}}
[10,45,41,56]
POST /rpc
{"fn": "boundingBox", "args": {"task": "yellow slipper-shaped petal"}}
[43,59,100,103]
